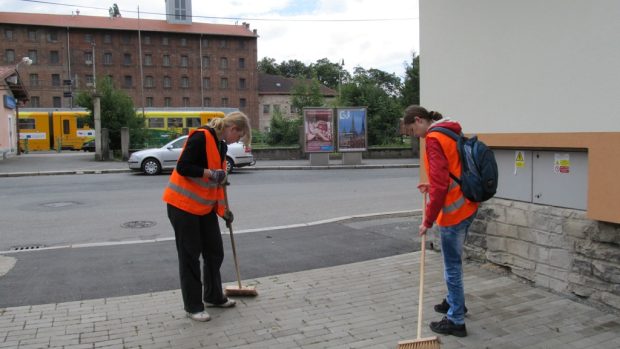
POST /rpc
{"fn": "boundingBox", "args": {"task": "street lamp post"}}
[15,57,32,155]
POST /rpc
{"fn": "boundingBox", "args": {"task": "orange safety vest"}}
[424,131,479,227]
[162,129,227,216]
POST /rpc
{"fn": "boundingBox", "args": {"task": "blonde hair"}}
[209,111,252,145]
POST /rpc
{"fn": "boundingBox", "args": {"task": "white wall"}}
[420,0,620,133]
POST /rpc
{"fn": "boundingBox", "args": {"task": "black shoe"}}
[434,298,468,315]
[430,316,467,337]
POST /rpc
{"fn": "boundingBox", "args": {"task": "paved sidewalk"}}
[1,252,619,349]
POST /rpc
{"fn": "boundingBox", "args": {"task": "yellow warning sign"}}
[515,151,525,168]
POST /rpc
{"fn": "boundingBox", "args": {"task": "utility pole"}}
[92,41,103,161]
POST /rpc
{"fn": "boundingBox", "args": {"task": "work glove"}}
[223,210,234,227]
[210,169,227,184]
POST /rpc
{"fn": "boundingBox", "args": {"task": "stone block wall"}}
[428,198,620,312]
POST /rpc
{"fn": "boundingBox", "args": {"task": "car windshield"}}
[170,137,187,149]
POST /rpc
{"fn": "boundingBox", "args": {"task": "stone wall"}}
[428,198,620,312]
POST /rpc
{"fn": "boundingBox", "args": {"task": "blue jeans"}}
[439,212,476,325]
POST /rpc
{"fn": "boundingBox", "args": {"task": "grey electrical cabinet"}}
[494,149,588,210]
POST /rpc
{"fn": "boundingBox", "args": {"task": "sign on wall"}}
[303,108,334,152]
[337,107,367,152]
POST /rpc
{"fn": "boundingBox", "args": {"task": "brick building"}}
[0,9,260,127]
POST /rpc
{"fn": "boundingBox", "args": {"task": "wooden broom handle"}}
[417,193,428,339]
[223,184,243,289]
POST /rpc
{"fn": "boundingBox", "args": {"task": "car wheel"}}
[226,157,234,174]
[142,158,162,175]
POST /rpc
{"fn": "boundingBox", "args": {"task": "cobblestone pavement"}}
[2,252,619,349]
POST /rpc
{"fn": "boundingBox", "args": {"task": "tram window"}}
[148,118,164,128]
[77,117,89,128]
[168,118,183,128]
[186,117,201,127]
[18,118,36,129]
[63,120,70,134]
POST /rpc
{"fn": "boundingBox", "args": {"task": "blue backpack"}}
[430,127,498,202]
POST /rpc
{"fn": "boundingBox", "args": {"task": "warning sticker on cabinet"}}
[554,153,570,174]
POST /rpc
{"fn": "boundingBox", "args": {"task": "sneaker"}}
[186,311,211,322]
[430,316,467,337]
[434,298,468,315]
[205,298,236,308]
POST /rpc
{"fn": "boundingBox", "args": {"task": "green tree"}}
[258,57,280,75]
[310,58,350,90]
[74,77,145,150]
[266,109,302,145]
[291,77,325,115]
[278,59,312,78]
[401,52,420,106]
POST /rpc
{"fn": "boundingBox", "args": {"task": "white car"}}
[128,135,255,175]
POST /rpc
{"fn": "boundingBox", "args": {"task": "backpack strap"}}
[427,126,464,184]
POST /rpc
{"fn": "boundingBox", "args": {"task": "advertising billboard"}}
[303,108,334,153]
[337,107,367,152]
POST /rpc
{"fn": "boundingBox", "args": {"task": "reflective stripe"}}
[187,176,220,189]
[167,182,218,206]
[443,195,465,214]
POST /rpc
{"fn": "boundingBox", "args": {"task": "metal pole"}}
[137,6,145,117]
[92,41,102,160]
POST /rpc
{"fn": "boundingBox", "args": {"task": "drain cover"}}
[11,245,46,251]
[121,221,157,229]
[41,201,79,208]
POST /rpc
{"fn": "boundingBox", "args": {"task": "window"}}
[84,51,93,64]
[53,96,61,108]
[29,74,39,87]
[84,34,93,43]
[181,76,189,88]
[221,97,229,107]
[238,78,246,89]
[5,49,15,63]
[201,38,209,48]
[220,39,227,48]
[103,52,112,65]
[18,118,36,129]
[204,97,211,107]
[220,57,228,69]
[4,29,13,40]
[28,50,37,64]
[30,96,40,107]
[123,53,132,65]
[145,76,154,88]
[163,55,170,66]
[162,36,169,45]
[146,97,153,107]
[28,29,37,41]
[86,75,94,85]
[203,77,210,89]
[202,56,210,68]
[238,40,246,49]
[168,118,182,128]
[121,34,130,44]
[174,0,188,20]
[238,57,245,69]
[180,55,188,67]
[51,74,60,87]
[163,76,171,88]
[103,34,112,44]
[143,35,150,45]
[50,50,59,64]
[48,30,58,42]
[144,54,152,66]
[148,117,164,128]
[220,78,228,89]
[182,97,190,107]
[187,117,201,127]
[274,105,281,113]
[123,75,133,88]
[263,104,270,114]
[240,98,247,108]
[171,137,187,148]
[180,38,187,46]
[62,119,70,134]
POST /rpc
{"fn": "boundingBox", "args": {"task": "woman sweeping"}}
[163,112,251,322]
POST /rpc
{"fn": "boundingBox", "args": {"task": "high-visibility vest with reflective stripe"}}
[162,129,227,216]
[424,131,479,227]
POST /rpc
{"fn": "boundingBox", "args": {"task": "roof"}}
[0,12,257,37]
[0,66,29,102]
[258,73,337,97]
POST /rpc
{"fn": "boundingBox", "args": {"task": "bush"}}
[267,110,302,146]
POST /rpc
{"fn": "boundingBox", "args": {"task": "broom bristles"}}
[224,285,258,297]
[397,336,440,349]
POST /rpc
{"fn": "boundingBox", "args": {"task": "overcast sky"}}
[7,0,419,79]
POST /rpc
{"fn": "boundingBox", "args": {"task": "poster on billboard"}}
[337,107,367,152]
[304,108,334,153]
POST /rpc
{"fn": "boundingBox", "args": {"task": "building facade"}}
[0,65,29,159]
[0,11,260,128]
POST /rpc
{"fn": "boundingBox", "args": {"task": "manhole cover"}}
[121,221,157,229]
[11,245,46,251]
[41,201,79,208]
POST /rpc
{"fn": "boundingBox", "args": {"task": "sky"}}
[6,0,419,79]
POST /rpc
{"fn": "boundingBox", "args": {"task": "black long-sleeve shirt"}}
[176,127,228,177]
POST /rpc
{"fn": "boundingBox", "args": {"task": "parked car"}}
[81,139,95,152]
[128,135,255,175]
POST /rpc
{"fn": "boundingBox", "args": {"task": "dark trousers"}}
[167,204,225,313]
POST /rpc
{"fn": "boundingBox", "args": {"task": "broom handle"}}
[223,184,243,289]
[417,193,428,340]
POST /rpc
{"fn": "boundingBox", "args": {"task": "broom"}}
[222,183,258,297]
[397,193,440,349]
